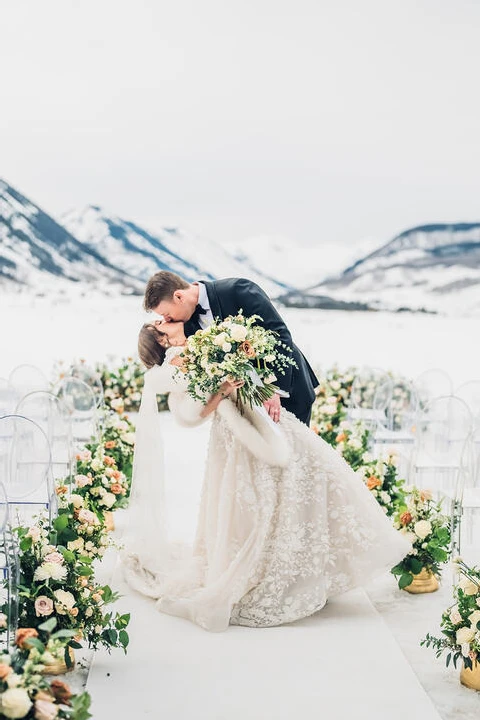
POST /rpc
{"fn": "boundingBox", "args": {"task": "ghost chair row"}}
[0,481,20,648]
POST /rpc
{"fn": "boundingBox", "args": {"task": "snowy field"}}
[0,292,478,388]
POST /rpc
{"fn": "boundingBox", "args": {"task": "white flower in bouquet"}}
[100,492,116,508]
[459,574,479,596]
[121,432,135,445]
[326,396,338,405]
[5,673,21,689]
[75,474,92,488]
[449,605,462,624]
[380,491,391,504]
[91,458,103,472]
[468,609,480,627]
[362,451,373,463]
[413,520,432,539]
[456,626,476,645]
[330,380,341,391]
[339,420,351,430]
[67,537,84,552]
[26,526,41,543]
[0,687,32,718]
[33,562,67,582]
[348,438,363,450]
[230,324,248,342]
[53,589,76,614]
[70,494,84,509]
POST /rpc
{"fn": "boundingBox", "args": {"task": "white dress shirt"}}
[195,282,214,329]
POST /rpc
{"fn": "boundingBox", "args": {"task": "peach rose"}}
[55,485,68,496]
[335,432,346,443]
[366,476,382,490]
[400,511,413,526]
[420,489,433,502]
[110,483,122,495]
[43,552,64,565]
[104,441,116,449]
[0,663,12,680]
[104,456,115,467]
[69,607,79,618]
[34,698,58,720]
[49,680,72,704]
[240,341,256,359]
[16,627,39,649]
[34,691,55,703]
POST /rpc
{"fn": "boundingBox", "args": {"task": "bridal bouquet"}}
[177,312,297,408]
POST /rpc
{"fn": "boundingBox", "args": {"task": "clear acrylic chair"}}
[347,368,393,434]
[0,481,20,649]
[413,368,453,412]
[55,376,101,446]
[15,391,74,484]
[0,379,19,418]
[454,380,480,425]
[8,364,50,398]
[409,395,473,497]
[69,363,105,410]
[373,379,418,451]
[449,430,479,565]
[0,414,55,528]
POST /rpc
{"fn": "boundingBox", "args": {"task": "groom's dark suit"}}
[184,278,319,425]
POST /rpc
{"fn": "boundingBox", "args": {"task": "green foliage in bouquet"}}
[0,617,91,720]
[391,487,451,589]
[421,559,480,670]
[179,312,297,408]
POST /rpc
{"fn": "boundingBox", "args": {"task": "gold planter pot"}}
[460,661,480,691]
[105,511,115,532]
[41,647,75,675]
[403,568,439,594]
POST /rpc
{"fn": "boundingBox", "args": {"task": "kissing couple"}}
[122,271,410,632]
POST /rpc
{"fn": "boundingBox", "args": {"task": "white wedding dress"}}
[122,347,411,632]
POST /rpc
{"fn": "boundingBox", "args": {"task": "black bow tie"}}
[191,304,207,323]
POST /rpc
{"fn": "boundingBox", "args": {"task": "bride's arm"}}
[199,379,244,419]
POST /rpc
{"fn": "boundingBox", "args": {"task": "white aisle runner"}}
[87,412,442,719]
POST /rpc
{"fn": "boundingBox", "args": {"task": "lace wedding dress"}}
[122,347,411,632]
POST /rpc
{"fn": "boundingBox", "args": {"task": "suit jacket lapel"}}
[202,281,222,321]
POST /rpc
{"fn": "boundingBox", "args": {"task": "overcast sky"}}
[1,0,480,251]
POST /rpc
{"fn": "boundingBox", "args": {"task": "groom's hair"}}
[143,271,190,311]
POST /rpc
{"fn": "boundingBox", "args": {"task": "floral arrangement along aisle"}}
[0,620,91,719]
[310,371,406,516]
[421,559,480,690]
[95,357,168,413]
[391,487,451,593]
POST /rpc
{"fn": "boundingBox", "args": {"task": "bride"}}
[122,320,411,632]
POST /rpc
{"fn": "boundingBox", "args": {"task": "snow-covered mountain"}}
[61,206,293,297]
[0,180,142,294]
[303,223,480,315]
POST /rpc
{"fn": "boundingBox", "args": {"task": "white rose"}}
[53,589,76,612]
[414,520,432,540]
[85,606,93,617]
[468,609,480,628]
[459,575,479,596]
[325,405,338,416]
[26,526,41,543]
[456,626,476,645]
[70,494,84,508]
[102,492,116,508]
[0,688,32,718]
[449,605,462,625]
[94,625,103,634]
[121,432,135,445]
[229,324,248,342]
[380,491,391,504]
[222,342,232,353]
[91,459,103,472]
[213,332,227,347]
[67,537,84,552]
[5,673,21,689]
[348,438,362,449]
[326,396,337,405]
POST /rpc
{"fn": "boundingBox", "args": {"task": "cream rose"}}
[449,605,462,625]
[53,590,76,614]
[75,474,91,488]
[456,626,476,645]
[413,520,432,540]
[67,537,84,552]
[100,492,116,508]
[459,575,479,596]
[468,609,480,628]
[0,688,32,718]
[26,526,41,543]
[229,324,248,342]
[70,494,84,508]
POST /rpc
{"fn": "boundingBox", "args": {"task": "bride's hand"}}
[219,378,245,398]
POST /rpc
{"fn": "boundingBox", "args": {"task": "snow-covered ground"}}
[0,293,477,389]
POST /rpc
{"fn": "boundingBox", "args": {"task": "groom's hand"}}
[263,393,281,423]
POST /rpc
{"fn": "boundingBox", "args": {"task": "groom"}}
[143,271,318,425]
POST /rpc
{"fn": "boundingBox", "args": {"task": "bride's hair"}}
[138,324,167,368]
